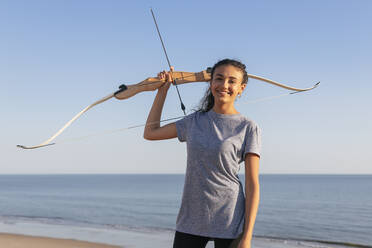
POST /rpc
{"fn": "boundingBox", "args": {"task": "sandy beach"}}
[0,233,120,248]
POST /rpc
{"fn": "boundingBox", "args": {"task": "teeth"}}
[218,91,229,95]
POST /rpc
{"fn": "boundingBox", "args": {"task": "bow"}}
[17,69,318,149]
[17,8,319,150]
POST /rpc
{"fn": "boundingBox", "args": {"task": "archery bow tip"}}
[16,145,28,149]
[311,81,320,90]
[16,143,56,150]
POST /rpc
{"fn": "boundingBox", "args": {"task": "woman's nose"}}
[220,79,229,88]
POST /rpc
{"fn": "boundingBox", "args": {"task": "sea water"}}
[0,174,371,247]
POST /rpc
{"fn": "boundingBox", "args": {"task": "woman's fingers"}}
[158,68,175,83]
[157,70,166,80]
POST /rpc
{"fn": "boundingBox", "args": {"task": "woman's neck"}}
[212,103,239,115]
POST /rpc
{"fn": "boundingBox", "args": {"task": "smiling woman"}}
[144,59,261,248]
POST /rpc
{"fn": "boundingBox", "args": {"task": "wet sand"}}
[0,233,120,248]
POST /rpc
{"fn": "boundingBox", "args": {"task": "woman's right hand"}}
[144,66,178,141]
[157,66,174,93]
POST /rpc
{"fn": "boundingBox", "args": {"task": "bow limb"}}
[17,70,210,149]
[247,74,320,92]
[17,93,115,149]
[188,69,319,92]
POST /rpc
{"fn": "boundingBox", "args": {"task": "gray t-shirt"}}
[175,110,261,239]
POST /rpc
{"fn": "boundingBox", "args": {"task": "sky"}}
[1,0,371,174]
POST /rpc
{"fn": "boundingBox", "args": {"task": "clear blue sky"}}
[1,0,371,174]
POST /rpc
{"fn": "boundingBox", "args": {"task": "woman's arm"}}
[143,69,178,140]
[239,153,260,248]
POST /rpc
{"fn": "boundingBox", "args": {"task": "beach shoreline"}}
[0,233,120,248]
[0,227,360,248]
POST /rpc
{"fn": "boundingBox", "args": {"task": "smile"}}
[216,90,232,96]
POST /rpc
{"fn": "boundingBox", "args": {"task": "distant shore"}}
[0,233,120,248]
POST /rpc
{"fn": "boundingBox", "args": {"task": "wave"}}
[0,214,174,233]
[1,215,370,248]
[255,235,372,248]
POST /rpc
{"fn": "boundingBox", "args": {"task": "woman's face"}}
[210,65,246,105]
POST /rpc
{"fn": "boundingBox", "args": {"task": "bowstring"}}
[237,90,306,105]
[238,93,292,105]
[55,91,302,145]
[57,115,185,144]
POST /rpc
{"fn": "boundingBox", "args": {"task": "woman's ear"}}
[240,83,247,94]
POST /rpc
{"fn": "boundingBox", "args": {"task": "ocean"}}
[0,174,371,247]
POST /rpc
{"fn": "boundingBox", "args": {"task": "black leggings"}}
[173,231,234,248]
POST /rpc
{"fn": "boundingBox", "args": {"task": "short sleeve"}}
[175,112,195,142]
[244,123,262,158]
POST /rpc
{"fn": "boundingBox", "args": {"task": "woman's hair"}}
[197,59,248,113]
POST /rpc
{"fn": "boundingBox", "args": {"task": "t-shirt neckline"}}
[208,109,242,119]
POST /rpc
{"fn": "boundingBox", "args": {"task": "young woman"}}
[144,59,261,248]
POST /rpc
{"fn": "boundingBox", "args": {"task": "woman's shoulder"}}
[177,110,204,125]
[240,115,260,131]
